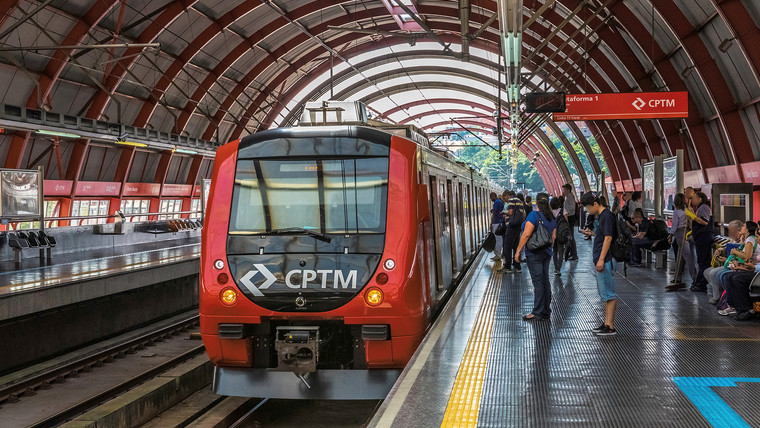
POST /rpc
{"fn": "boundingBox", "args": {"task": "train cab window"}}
[230,158,388,235]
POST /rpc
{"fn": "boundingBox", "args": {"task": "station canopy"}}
[1,0,760,194]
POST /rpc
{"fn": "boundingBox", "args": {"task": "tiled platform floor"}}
[373,237,760,427]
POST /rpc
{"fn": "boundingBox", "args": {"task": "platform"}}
[0,237,200,320]
[371,239,760,427]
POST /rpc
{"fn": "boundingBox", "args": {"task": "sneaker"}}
[490,256,501,261]
[595,325,617,336]
[736,311,758,321]
[591,323,606,333]
[690,286,707,292]
[708,297,719,305]
[718,307,737,316]
[566,256,579,261]
[628,262,643,267]
[555,270,561,276]
[497,268,514,274]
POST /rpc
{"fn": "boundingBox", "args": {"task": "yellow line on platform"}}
[440,267,502,428]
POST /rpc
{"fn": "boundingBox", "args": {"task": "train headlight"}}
[214,259,225,270]
[384,259,396,270]
[365,288,384,306]
[220,287,237,305]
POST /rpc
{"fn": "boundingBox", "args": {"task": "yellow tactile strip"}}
[441,267,502,428]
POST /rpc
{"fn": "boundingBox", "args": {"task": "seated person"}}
[704,219,744,304]
[718,258,760,319]
[629,209,659,266]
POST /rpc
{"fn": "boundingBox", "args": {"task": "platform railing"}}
[3,210,203,228]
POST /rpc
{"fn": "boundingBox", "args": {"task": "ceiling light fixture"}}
[36,129,81,138]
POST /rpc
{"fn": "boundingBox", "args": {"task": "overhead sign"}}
[552,92,689,121]
[525,92,566,113]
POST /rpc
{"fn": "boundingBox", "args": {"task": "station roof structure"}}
[1,0,759,194]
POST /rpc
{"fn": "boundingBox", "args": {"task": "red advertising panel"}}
[553,92,689,121]
[162,184,193,197]
[44,180,72,196]
[76,181,121,196]
[123,182,161,197]
[193,185,201,197]
[706,165,741,184]
[683,170,705,189]
[742,161,760,186]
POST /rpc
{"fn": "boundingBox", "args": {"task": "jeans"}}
[704,267,725,299]
[595,260,616,301]
[492,223,503,257]
[725,271,756,313]
[631,237,655,263]
[526,250,552,317]
[693,232,714,288]
[564,215,577,259]
[502,228,521,270]
[672,229,697,282]
[717,270,736,307]
[553,240,566,272]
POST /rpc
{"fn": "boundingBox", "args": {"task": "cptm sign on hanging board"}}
[553,92,689,121]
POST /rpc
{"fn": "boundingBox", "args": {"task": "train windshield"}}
[229,158,389,235]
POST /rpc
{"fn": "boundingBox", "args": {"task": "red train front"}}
[200,125,433,399]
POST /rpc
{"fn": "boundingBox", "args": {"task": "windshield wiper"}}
[267,227,332,243]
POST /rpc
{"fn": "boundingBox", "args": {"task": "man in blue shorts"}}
[581,191,618,336]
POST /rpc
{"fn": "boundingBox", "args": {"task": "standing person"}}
[490,192,505,262]
[687,191,714,292]
[684,187,695,210]
[562,184,578,261]
[515,193,557,321]
[498,192,525,274]
[611,190,622,216]
[580,191,618,336]
[525,195,533,212]
[667,193,698,289]
[627,191,642,219]
[551,197,568,276]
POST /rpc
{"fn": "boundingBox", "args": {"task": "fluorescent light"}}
[116,141,148,147]
[36,129,81,138]
[173,148,198,155]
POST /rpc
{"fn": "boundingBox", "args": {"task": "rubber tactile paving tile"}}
[476,239,760,427]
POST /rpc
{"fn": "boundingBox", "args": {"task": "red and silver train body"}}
[200,123,490,399]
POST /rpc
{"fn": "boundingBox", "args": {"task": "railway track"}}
[0,312,203,427]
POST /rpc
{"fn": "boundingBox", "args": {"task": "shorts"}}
[595,260,616,301]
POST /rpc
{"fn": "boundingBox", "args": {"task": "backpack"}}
[653,219,669,240]
[556,216,571,245]
[483,232,496,252]
[611,219,632,263]
[508,205,525,228]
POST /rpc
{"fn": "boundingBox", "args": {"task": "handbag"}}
[483,232,497,252]
[495,221,506,236]
[527,215,552,251]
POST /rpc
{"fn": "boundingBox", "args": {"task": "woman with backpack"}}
[687,191,714,292]
[515,193,557,321]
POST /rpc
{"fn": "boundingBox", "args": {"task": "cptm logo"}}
[632,98,646,110]
[239,264,358,297]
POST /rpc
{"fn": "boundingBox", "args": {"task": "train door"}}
[459,182,469,261]
[430,175,452,290]
[466,184,474,255]
[447,179,462,275]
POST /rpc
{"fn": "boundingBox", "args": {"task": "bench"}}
[6,230,56,266]
[641,248,668,269]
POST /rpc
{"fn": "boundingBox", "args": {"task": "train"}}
[200,103,492,399]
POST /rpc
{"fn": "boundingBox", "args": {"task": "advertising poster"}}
[662,156,678,213]
[643,162,655,213]
[1,170,39,217]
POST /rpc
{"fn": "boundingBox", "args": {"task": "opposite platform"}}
[371,239,760,427]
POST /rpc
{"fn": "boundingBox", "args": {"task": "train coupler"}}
[274,326,320,384]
